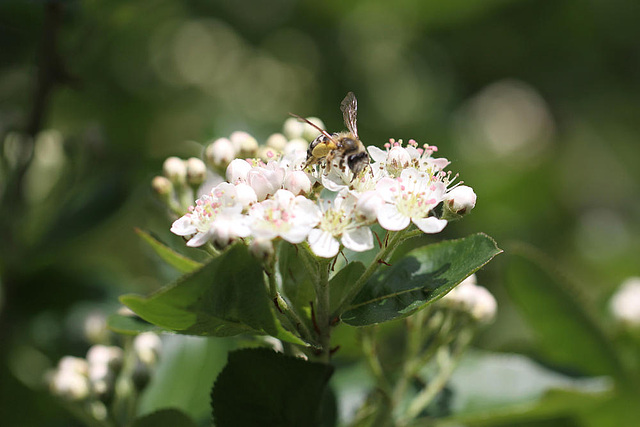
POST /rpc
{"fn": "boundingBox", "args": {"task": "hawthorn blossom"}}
[249,189,321,244]
[307,191,374,258]
[246,161,286,201]
[376,168,448,234]
[171,183,250,248]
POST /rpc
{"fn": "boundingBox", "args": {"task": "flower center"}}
[320,209,349,236]
[395,189,437,219]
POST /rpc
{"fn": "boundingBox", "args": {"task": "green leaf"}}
[132,408,197,427]
[120,244,304,344]
[211,348,334,427]
[430,351,612,427]
[341,233,502,326]
[503,243,626,378]
[136,228,203,273]
[138,336,234,422]
[279,241,315,316]
[329,261,365,315]
[106,313,163,335]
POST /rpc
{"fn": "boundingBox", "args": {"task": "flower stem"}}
[314,258,332,361]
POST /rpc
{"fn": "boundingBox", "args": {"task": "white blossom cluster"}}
[47,333,162,403]
[170,118,477,259]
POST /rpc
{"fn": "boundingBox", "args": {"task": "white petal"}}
[367,146,387,163]
[186,231,211,247]
[377,204,410,231]
[342,227,374,252]
[170,216,197,236]
[412,217,447,234]
[280,225,312,244]
[375,177,399,203]
[308,229,340,258]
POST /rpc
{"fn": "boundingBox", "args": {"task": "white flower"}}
[249,189,321,244]
[355,190,385,223]
[610,277,640,326]
[307,191,374,258]
[247,161,285,201]
[205,138,236,167]
[375,168,448,234]
[445,185,477,216]
[170,183,251,248]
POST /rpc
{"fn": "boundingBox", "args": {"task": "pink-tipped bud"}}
[226,158,252,183]
[444,185,477,216]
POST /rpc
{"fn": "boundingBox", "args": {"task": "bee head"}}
[347,151,369,178]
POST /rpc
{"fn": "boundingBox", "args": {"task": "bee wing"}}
[340,92,358,139]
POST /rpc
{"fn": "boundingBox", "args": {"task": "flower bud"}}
[386,146,411,176]
[58,356,89,376]
[249,238,274,262]
[610,277,640,327]
[230,131,259,157]
[186,157,207,186]
[226,158,253,183]
[205,138,236,168]
[247,163,284,201]
[48,368,91,401]
[257,146,280,162]
[470,286,497,324]
[283,117,305,140]
[134,333,162,367]
[266,133,288,151]
[234,182,258,208]
[83,312,109,345]
[162,157,187,184]
[302,117,326,142]
[283,170,312,196]
[86,345,123,372]
[284,138,309,157]
[444,185,477,218]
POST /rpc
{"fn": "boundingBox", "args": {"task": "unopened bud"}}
[302,117,326,142]
[134,333,162,367]
[186,157,207,186]
[151,176,173,200]
[610,277,640,327]
[230,131,259,156]
[470,286,497,324]
[257,146,280,162]
[284,138,308,157]
[283,117,305,140]
[249,238,274,262]
[234,182,258,208]
[162,157,187,184]
[49,358,91,401]
[283,170,312,196]
[83,312,109,345]
[226,158,252,183]
[86,345,123,372]
[205,138,236,168]
[266,133,288,151]
[444,185,477,218]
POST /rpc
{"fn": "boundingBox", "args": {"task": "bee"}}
[291,92,369,179]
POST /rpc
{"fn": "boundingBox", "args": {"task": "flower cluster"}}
[47,333,162,422]
[168,119,476,259]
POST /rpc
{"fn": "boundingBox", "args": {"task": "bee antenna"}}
[288,113,335,142]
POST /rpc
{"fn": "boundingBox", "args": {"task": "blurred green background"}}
[1,0,639,425]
